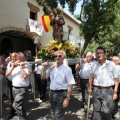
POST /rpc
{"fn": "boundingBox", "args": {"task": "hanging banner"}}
[28,19,43,36]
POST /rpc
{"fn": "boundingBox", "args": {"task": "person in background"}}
[0,54,8,96]
[40,62,50,102]
[47,50,75,120]
[111,56,120,119]
[79,52,93,113]
[34,64,43,103]
[88,46,119,120]
[75,62,80,84]
[6,52,31,120]
[6,52,17,119]
[24,50,36,91]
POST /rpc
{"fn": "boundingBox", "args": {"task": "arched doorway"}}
[0,38,13,56]
[0,30,36,56]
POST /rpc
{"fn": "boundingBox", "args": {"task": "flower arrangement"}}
[37,39,79,61]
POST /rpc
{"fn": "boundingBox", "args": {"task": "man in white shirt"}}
[34,63,49,102]
[88,46,119,120]
[6,52,31,120]
[111,56,120,119]
[48,50,75,120]
[6,52,17,119]
[79,52,93,113]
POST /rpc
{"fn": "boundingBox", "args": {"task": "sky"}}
[64,1,81,15]
[63,1,81,23]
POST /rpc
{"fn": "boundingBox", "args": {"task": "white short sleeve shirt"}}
[11,64,31,87]
[35,65,43,74]
[80,62,93,79]
[50,63,75,90]
[91,60,118,87]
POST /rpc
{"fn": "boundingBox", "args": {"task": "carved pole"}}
[86,71,92,120]
[0,65,3,116]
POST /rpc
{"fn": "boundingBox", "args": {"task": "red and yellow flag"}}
[41,14,52,32]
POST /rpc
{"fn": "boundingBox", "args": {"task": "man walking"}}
[6,52,31,120]
[6,52,17,119]
[88,46,119,120]
[111,56,120,119]
[48,50,75,120]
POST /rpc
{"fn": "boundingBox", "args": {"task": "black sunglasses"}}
[55,55,62,58]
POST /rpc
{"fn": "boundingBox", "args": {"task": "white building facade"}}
[0,0,80,56]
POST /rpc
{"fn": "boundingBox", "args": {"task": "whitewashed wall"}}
[0,0,80,47]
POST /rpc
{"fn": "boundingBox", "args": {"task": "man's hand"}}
[88,87,92,94]
[62,98,69,108]
[113,92,118,100]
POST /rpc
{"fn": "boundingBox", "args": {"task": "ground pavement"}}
[0,83,120,120]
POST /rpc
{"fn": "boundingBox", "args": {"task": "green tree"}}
[36,0,119,56]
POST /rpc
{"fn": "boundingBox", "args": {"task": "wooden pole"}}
[0,65,3,116]
[86,71,92,120]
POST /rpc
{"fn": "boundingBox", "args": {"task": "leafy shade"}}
[36,0,78,14]
[37,40,79,61]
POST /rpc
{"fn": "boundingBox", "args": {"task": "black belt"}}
[13,86,27,89]
[51,89,67,92]
[93,85,113,89]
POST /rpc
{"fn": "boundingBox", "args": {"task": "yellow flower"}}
[56,43,63,50]
[49,40,56,44]
[44,46,51,51]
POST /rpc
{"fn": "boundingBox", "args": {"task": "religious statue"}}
[50,8,65,41]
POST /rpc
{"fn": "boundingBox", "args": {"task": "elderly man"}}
[6,52,31,120]
[88,47,119,120]
[47,50,75,120]
[79,52,93,113]
[111,56,120,119]
[6,52,17,119]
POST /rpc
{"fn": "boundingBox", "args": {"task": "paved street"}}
[0,83,120,120]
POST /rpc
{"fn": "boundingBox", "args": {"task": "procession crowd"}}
[0,46,120,120]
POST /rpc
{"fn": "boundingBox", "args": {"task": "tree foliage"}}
[36,0,78,14]
[36,0,119,56]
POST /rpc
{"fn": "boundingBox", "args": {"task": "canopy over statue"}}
[50,8,65,42]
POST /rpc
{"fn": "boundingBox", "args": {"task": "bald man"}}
[79,52,93,113]
[112,56,120,119]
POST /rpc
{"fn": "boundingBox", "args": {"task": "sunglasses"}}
[55,55,63,58]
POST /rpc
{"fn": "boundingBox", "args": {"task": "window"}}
[30,10,37,20]
[27,2,40,20]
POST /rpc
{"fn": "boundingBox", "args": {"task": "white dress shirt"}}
[80,62,93,79]
[6,62,12,81]
[35,65,43,74]
[116,65,120,83]
[11,64,31,87]
[49,63,75,90]
[91,60,118,87]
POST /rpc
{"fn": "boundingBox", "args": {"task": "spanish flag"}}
[41,14,53,32]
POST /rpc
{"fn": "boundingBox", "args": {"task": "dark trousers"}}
[12,87,27,120]
[36,74,47,100]
[40,79,47,100]
[36,74,41,97]
[8,80,16,115]
[112,83,120,115]
[49,90,67,120]
[80,78,88,111]
[92,87,114,120]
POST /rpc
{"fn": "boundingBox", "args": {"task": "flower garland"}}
[38,39,79,61]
